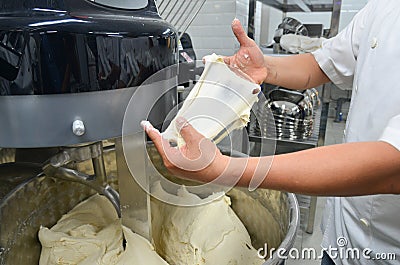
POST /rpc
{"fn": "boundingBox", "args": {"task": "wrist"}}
[262,55,272,84]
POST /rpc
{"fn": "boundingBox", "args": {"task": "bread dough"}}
[39,186,264,265]
[162,54,260,147]
[151,182,265,265]
[38,194,168,265]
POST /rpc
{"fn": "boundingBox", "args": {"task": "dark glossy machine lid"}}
[0,0,152,14]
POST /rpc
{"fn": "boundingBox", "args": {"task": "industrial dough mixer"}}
[0,1,299,264]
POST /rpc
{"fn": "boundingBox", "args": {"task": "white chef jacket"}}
[312,0,400,264]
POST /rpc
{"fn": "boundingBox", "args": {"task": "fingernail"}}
[176,117,188,128]
[252,88,261,94]
[140,120,152,131]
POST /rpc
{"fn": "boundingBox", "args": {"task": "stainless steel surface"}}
[250,97,322,149]
[306,196,317,234]
[274,17,309,43]
[258,0,334,12]
[0,88,133,148]
[292,0,311,12]
[267,192,299,264]
[115,138,152,241]
[0,171,95,265]
[42,165,121,217]
[92,145,108,186]
[257,88,316,140]
[328,0,342,37]
[0,148,14,164]
[0,85,178,148]
[0,162,40,199]
[228,188,299,265]
[72,119,85,136]
[118,66,178,240]
[47,143,101,166]
[304,87,321,107]
[40,142,120,215]
[269,101,312,119]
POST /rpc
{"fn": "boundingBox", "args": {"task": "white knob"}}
[72,120,85,136]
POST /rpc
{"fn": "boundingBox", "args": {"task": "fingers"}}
[231,18,254,47]
[175,117,205,148]
[174,117,218,172]
[141,121,168,159]
[223,56,231,65]
[142,119,220,176]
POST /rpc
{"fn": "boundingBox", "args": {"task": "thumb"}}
[175,117,205,148]
[232,19,254,47]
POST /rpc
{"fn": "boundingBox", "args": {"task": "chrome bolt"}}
[72,120,85,136]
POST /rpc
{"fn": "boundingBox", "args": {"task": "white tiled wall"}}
[164,0,368,61]
[183,0,249,59]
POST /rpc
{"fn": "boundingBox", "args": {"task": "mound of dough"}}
[151,182,264,265]
[38,187,264,265]
[38,194,168,265]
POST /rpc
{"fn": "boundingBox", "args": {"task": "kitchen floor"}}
[286,117,346,265]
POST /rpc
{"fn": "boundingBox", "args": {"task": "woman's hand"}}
[142,118,230,183]
[224,19,268,85]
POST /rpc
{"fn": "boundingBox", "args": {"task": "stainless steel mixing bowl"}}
[0,164,95,265]
[256,87,317,140]
[0,149,299,265]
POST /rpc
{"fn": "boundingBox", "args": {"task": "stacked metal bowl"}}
[257,87,319,140]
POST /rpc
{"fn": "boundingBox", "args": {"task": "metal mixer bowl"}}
[0,149,299,265]
[0,164,95,265]
[254,87,317,140]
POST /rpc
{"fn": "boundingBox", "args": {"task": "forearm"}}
[264,53,330,90]
[234,141,400,196]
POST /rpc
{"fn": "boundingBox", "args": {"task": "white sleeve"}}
[379,114,400,151]
[312,0,375,90]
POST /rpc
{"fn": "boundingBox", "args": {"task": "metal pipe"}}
[305,196,317,234]
[334,97,350,122]
[91,142,107,186]
[328,0,342,37]
[293,0,311,12]
[42,164,121,217]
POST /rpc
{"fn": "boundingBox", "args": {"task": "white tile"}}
[184,0,247,59]
[187,25,234,37]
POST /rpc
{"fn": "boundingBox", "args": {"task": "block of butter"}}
[162,54,260,147]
